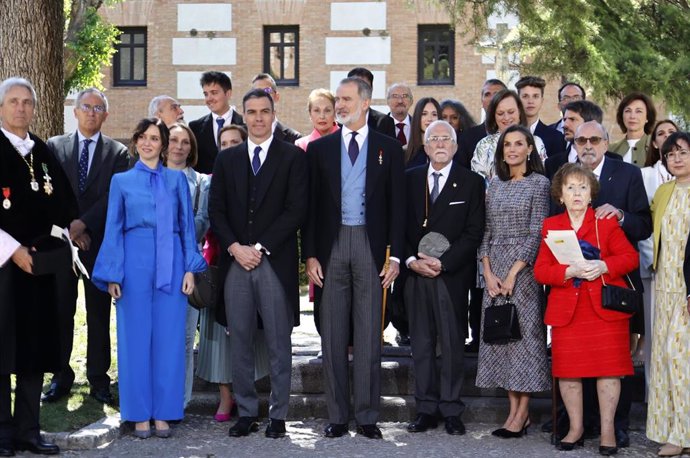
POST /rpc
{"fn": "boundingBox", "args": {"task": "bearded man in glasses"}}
[566,120,651,449]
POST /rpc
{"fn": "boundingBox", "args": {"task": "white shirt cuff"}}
[405,256,417,268]
[0,229,21,267]
[389,256,400,264]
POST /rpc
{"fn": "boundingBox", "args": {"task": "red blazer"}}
[534,208,639,326]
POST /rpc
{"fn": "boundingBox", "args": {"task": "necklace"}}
[11,143,40,191]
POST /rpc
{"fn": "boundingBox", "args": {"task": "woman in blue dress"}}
[93,118,206,438]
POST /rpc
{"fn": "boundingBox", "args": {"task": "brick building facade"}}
[64,0,574,140]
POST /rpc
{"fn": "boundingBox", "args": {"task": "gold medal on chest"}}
[42,163,53,195]
[2,187,10,210]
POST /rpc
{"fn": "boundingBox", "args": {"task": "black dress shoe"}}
[228,417,259,437]
[395,333,411,346]
[444,416,466,435]
[14,438,59,455]
[356,424,382,439]
[90,388,115,406]
[0,443,14,457]
[324,423,348,438]
[556,435,584,451]
[464,341,479,353]
[599,445,618,456]
[407,413,438,433]
[614,429,630,448]
[265,419,286,438]
[40,383,70,403]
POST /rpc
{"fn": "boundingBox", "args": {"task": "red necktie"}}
[396,123,407,146]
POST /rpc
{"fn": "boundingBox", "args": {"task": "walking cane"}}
[381,245,391,344]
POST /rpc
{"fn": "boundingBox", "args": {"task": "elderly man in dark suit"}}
[209,89,307,439]
[251,73,302,144]
[45,88,129,406]
[573,120,651,448]
[190,71,244,173]
[456,78,506,168]
[515,76,566,158]
[347,67,396,138]
[404,120,485,436]
[304,77,405,439]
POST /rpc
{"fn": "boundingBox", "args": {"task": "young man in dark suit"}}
[45,88,129,406]
[304,77,405,439]
[457,78,506,168]
[347,67,396,138]
[190,71,244,173]
[209,89,307,439]
[515,76,566,158]
[404,120,485,436]
[251,73,302,144]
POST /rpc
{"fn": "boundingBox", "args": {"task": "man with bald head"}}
[404,120,484,436]
[571,120,650,448]
[148,95,184,127]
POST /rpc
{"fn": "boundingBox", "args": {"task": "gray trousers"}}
[320,226,382,425]
[225,259,293,419]
[405,275,465,417]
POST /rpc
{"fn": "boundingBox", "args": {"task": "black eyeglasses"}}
[574,136,604,146]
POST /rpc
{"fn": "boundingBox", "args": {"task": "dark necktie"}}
[216,117,225,149]
[252,146,262,175]
[430,172,441,203]
[396,122,407,146]
[348,131,359,165]
[78,139,91,194]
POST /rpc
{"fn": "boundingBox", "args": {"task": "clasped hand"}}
[409,253,441,279]
[567,259,608,281]
[485,270,516,298]
[229,243,262,271]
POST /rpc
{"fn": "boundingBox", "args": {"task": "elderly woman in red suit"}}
[535,163,638,456]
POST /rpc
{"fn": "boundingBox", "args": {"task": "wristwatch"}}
[254,242,268,255]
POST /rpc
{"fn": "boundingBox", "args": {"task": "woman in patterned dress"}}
[647,132,690,456]
[476,125,551,437]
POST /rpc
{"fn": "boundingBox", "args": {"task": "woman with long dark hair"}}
[405,97,441,168]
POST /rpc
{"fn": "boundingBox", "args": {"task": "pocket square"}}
[449,201,465,205]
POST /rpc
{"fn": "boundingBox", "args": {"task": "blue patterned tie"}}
[348,131,359,165]
[216,117,225,149]
[252,146,262,175]
[78,139,91,194]
[430,172,441,203]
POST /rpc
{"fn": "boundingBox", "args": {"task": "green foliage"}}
[63,6,120,95]
[432,0,690,119]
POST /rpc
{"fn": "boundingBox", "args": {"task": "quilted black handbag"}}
[595,219,640,315]
[482,295,522,345]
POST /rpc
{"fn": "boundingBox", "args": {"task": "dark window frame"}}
[263,25,299,86]
[113,27,147,87]
[417,25,455,86]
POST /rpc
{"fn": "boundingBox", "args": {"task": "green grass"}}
[38,283,120,432]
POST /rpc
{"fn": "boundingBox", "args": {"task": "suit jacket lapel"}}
[325,133,341,207]
[254,140,282,208]
[231,144,249,212]
[204,114,218,160]
[63,133,80,195]
[365,132,382,202]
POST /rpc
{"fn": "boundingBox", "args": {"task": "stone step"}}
[186,392,647,428]
[193,353,646,401]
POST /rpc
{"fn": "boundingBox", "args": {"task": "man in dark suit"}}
[209,89,307,439]
[574,121,651,448]
[457,78,506,168]
[189,71,244,173]
[545,100,605,179]
[386,82,413,147]
[347,67,396,138]
[45,88,129,406]
[251,73,302,144]
[515,76,566,158]
[304,77,405,439]
[549,82,586,134]
[404,120,485,436]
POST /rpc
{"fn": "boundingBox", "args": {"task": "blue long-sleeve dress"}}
[93,161,206,422]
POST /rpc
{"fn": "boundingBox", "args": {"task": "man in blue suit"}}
[574,120,651,448]
[515,76,566,158]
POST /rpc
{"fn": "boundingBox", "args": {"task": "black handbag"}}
[189,266,218,310]
[483,295,522,345]
[595,219,640,315]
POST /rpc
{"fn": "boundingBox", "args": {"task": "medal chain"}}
[11,144,39,189]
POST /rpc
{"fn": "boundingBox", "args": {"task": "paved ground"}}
[55,417,657,458]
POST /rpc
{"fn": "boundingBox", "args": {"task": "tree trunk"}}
[0,0,65,139]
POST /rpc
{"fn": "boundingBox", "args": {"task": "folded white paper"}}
[544,230,585,265]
